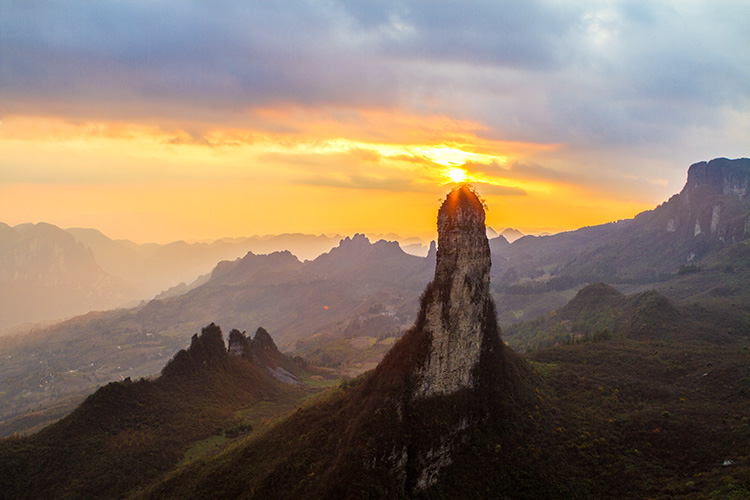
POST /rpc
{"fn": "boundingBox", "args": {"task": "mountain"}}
[491,157,750,323]
[0,223,131,329]
[504,281,746,352]
[65,228,435,304]
[0,235,433,430]
[141,185,545,499]
[2,184,749,499]
[0,324,330,500]
[141,184,750,499]
[64,229,341,302]
[499,227,524,242]
[488,234,510,254]
[3,157,748,430]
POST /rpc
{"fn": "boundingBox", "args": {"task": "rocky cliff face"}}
[683,157,750,199]
[413,185,504,397]
[673,158,750,260]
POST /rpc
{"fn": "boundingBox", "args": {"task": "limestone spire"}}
[413,184,502,397]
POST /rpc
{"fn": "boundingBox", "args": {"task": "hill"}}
[0,323,331,500]
[504,281,749,352]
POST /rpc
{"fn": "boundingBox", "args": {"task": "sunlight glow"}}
[447,168,467,183]
[0,112,655,244]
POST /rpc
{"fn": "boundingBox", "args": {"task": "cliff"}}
[413,185,505,397]
[142,185,537,499]
[682,157,750,199]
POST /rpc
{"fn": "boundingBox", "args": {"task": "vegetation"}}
[0,324,329,500]
[1,161,749,498]
[2,275,749,499]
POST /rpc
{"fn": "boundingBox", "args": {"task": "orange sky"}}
[3,2,745,243]
[0,112,662,243]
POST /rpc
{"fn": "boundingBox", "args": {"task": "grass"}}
[178,434,230,467]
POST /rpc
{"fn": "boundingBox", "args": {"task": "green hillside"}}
[0,324,333,500]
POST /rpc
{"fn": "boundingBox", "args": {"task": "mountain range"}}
[0,157,748,432]
[0,223,131,330]
[2,181,748,499]
[0,224,443,331]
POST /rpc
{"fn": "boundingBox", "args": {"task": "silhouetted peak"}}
[161,323,227,378]
[558,283,623,320]
[500,227,524,243]
[252,327,276,349]
[425,240,437,260]
[210,250,302,284]
[489,234,510,254]
[188,323,227,362]
[340,233,371,248]
[227,328,247,356]
[574,282,622,302]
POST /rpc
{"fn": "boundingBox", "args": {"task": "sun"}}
[447,167,467,183]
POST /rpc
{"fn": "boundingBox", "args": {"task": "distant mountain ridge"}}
[0,223,130,328]
[499,227,524,242]
[0,225,434,332]
[0,233,434,427]
[491,157,750,286]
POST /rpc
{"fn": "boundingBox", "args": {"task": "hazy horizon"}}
[2,218,555,247]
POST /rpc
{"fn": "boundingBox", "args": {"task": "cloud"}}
[300,174,417,192]
[465,160,574,184]
[1,0,748,183]
[470,182,527,197]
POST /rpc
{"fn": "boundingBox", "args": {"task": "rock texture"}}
[683,157,750,199]
[677,158,750,258]
[413,185,504,397]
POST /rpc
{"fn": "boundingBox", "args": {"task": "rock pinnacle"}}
[413,184,503,397]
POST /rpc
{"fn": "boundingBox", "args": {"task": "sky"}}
[1,0,748,243]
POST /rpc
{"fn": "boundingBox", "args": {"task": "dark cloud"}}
[1,0,748,166]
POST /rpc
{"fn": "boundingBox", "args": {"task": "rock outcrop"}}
[676,158,750,258]
[683,157,750,199]
[412,185,504,397]
[228,326,303,385]
[140,184,536,500]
